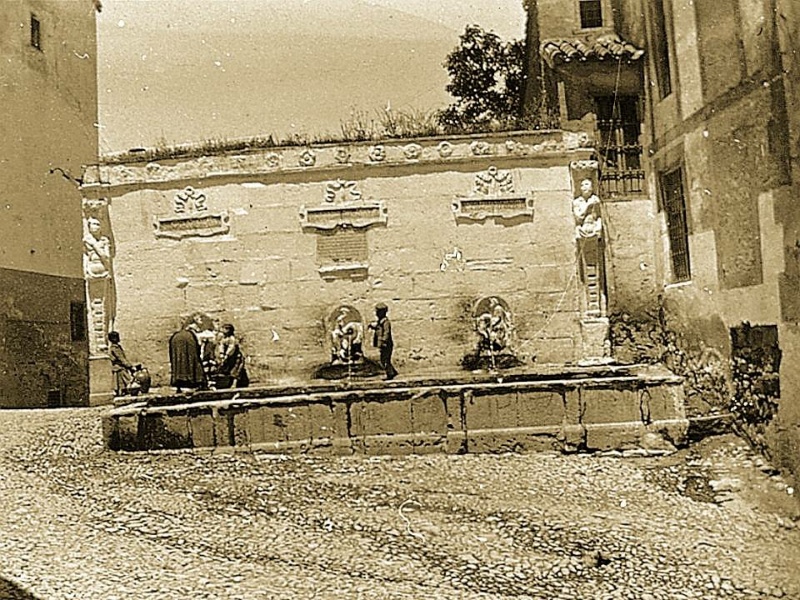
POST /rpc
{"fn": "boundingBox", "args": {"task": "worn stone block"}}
[643,384,686,422]
[111,414,140,451]
[362,434,414,456]
[308,400,336,441]
[361,398,413,435]
[563,389,581,426]
[580,318,610,361]
[584,422,645,451]
[582,387,642,425]
[560,423,586,451]
[249,405,307,444]
[648,419,689,447]
[143,412,192,450]
[464,428,498,453]
[410,433,447,455]
[464,391,496,431]
[410,392,447,435]
[493,392,519,427]
[499,426,563,453]
[188,411,216,448]
[229,409,251,447]
[516,390,565,428]
[446,430,468,454]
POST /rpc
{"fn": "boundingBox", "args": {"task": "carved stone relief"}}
[368,144,386,162]
[403,143,422,160]
[452,166,533,221]
[470,140,492,156]
[154,186,230,240]
[437,141,454,158]
[299,149,316,167]
[300,180,387,231]
[300,180,388,280]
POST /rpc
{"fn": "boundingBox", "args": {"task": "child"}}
[368,303,398,380]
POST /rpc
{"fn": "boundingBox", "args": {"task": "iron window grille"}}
[30,14,41,50]
[579,0,603,29]
[661,168,691,282]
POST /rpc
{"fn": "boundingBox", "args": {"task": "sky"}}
[96,0,528,152]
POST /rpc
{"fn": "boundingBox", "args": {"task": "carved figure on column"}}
[82,208,116,355]
[572,179,603,240]
[572,179,608,320]
[83,217,111,279]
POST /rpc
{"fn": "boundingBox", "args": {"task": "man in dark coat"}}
[369,302,398,380]
[169,317,207,392]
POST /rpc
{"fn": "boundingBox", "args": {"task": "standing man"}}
[369,302,398,380]
[169,315,207,393]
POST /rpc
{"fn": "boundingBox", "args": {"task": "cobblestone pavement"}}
[0,408,798,600]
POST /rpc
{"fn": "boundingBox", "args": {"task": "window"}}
[661,168,691,282]
[579,0,603,29]
[595,95,644,196]
[652,0,672,98]
[30,14,41,50]
[70,301,87,342]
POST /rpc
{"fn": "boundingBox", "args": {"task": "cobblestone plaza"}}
[1,408,798,599]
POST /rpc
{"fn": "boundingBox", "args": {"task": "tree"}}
[438,25,525,132]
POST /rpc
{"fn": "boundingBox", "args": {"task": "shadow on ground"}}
[0,578,40,599]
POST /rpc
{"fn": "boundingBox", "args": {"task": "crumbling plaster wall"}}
[644,0,800,488]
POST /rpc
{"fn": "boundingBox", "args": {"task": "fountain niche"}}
[313,305,383,380]
[461,296,522,371]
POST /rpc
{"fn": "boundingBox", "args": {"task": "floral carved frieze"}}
[154,186,230,240]
[85,131,593,187]
[300,179,387,231]
[452,167,533,221]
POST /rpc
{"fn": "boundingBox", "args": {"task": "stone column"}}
[569,161,612,365]
[82,198,116,404]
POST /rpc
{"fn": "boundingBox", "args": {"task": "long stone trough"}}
[103,364,689,455]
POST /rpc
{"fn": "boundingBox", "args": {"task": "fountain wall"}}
[81,131,656,387]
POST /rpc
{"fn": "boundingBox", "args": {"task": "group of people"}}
[108,302,399,396]
[169,316,249,393]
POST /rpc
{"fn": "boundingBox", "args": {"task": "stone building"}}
[0,1,99,407]
[523,0,800,485]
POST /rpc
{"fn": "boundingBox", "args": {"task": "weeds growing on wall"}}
[609,311,731,416]
[610,312,782,431]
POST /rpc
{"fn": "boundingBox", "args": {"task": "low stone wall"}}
[103,365,688,455]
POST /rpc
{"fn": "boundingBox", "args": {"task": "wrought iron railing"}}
[597,118,645,196]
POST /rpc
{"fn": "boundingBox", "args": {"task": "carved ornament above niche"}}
[300,179,387,231]
[452,166,534,221]
[154,186,230,240]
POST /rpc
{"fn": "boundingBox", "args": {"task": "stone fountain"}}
[313,305,383,380]
[461,296,522,371]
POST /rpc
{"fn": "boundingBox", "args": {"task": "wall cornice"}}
[82,130,594,193]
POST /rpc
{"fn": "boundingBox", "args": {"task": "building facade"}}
[0,1,99,407]
[524,0,800,485]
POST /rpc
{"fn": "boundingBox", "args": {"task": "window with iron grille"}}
[579,0,603,29]
[595,95,644,196]
[652,0,672,98]
[30,14,41,50]
[661,168,691,282]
